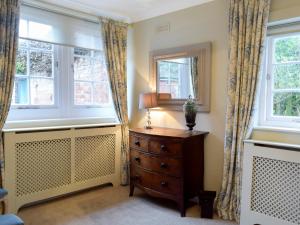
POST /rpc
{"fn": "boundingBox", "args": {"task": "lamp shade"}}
[158,93,172,100]
[139,93,158,109]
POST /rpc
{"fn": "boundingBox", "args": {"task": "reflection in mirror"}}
[150,42,211,112]
[157,57,198,99]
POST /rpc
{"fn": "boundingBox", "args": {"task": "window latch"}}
[266,73,271,80]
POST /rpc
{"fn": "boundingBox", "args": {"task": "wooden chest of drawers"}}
[129,127,208,217]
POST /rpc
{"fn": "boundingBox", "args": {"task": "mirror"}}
[150,42,211,112]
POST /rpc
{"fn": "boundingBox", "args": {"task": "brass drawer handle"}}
[134,157,141,163]
[160,144,167,151]
[160,162,168,168]
[134,141,140,146]
[160,181,168,187]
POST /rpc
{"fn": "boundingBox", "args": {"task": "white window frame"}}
[71,47,112,109]
[259,32,300,129]
[7,38,116,125]
[12,38,59,109]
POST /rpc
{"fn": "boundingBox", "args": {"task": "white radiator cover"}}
[241,140,300,225]
[3,126,121,213]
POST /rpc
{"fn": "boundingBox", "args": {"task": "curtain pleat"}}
[100,18,129,185]
[0,0,20,212]
[215,0,271,221]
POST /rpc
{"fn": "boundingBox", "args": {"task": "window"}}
[7,38,115,124]
[73,48,109,106]
[259,33,300,128]
[13,39,56,106]
[5,7,116,128]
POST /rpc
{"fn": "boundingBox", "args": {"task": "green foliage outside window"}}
[272,36,300,117]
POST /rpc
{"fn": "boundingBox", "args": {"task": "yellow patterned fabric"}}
[0,0,20,212]
[0,0,20,182]
[216,0,271,221]
[100,18,129,185]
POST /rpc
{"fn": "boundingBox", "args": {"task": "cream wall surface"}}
[127,0,300,192]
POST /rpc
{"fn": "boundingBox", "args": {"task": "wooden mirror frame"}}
[150,42,212,112]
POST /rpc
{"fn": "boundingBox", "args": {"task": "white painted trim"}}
[253,126,300,134]
[3,118,119,132]
[258,33,300,129]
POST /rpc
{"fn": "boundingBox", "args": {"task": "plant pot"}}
[185,111,196,130]
[183,96,197,131]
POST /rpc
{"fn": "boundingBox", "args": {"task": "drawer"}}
[130,134,148,151]
[130,167,153,191]
[151,172,181,195]
[149,139,182,157]
[130,149,182,177]
[131,167,181,195]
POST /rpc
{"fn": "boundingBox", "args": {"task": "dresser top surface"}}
[129,127,208,138]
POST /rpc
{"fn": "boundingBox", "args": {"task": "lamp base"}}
[144,109,153,130]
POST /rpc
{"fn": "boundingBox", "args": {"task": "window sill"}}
[253,126,300,134]
[3,117,120,132]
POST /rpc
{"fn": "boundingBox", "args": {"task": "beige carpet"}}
[18,185,236,225]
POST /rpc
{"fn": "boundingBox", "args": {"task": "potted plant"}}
[183,96,197,130]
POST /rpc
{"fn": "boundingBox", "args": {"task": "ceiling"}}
[37,0,214,23]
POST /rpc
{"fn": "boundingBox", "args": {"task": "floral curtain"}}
[100,18,129,185]
[0,0,20,212]
[190,56,198,98]
[216,0,271,221]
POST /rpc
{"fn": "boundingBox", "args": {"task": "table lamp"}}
[139,93,158,129]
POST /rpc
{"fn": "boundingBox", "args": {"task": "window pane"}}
[74,82,92,105]
[16,50,27,75]
[170,63,179,79]
[30,78,54,105]
[274,64,300,89]
[274,36,300,63]
[30,51,53,77]
[12,77,28,104]
[29,40,52,50]
[92,59,108,82]
[158,62,170,79]
[170,85,179,98]
[273,92,300,117]
[18,39,27,49]
[74,57,93,81]
[93,83,109,105]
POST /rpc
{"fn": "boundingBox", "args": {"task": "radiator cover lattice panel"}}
[251,156,300,224]
[75,134,116,182]
[16,139,72,196]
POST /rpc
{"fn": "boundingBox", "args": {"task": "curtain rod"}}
[21,0,100,24]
